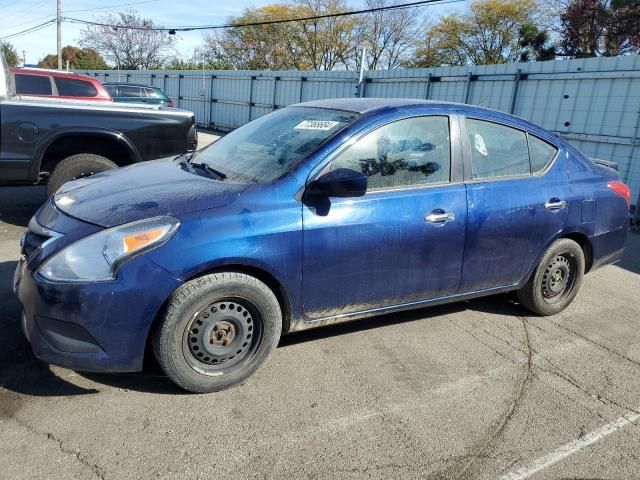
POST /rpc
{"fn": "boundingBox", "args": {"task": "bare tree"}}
[80,11,174,69]
[357,0,423,70]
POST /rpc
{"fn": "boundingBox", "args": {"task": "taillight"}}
[167,100,174,108]
[607,181,631,208]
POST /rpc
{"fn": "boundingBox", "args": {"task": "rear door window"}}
[119,86,144,97]
[466,119,530,179]
[54,77,98,97]
[14,74,53,95]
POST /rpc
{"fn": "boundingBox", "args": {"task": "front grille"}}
[22,216,62,259]
[22,231,50,258]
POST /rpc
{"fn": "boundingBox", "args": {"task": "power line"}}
[2,0,159,36]
[63,0,159,14]
[65,0,465,32]
[0,19,56,41]
[3,0,50,23]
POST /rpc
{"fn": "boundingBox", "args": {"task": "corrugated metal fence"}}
[83,55,640,206]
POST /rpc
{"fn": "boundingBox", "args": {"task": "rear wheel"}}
[153,273,282,393]
[47,153,117,196]
[517,238,585,316]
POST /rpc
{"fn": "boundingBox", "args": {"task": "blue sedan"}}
[15,98,630,392]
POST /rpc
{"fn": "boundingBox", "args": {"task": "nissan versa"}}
[14,99,630,393]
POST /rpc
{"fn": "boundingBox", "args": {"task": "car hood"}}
[54,158,248,228]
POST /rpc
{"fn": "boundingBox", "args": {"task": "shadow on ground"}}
[618,229,640,275]
[0,186,47,228]
[0,261,98,400]
[0,245,524,396]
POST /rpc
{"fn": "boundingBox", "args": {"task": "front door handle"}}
[545,199,567,211]
[425,209,455,224]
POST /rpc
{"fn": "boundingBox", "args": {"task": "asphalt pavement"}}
[1,176,639,479]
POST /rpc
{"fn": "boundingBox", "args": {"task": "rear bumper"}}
[15,254,183,373]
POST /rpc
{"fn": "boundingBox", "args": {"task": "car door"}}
[301,114,467,322]
[459,115,569,293]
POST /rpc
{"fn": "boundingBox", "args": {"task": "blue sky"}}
[1,0,467,66]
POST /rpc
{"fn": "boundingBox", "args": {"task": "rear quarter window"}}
[54,77,98,97]
[528,134,558,173]
[14,74,52,95]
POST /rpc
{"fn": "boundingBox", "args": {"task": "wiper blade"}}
[190,161,227,180]
[174,152,195,163]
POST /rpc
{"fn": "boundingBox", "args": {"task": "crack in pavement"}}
[543,317,640,369]
[448,312,640,478]
[440,316,534,480]
[2,389,106,480]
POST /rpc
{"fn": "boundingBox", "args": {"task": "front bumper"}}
[14,203,184,373]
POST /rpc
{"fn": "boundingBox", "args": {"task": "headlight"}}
[38,216,180,282]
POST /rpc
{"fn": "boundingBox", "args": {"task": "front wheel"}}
[152,273,282,393]
[517,238,585,316]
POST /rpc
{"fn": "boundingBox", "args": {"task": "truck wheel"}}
[47,153,118,196]
[517,238,585,316]
[152,273,282,393]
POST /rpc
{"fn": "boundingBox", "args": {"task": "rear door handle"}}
[425,209,455,224]
[545,199,567,211]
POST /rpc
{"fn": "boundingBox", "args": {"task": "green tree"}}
[203,4,308,70]
[559,0,639,57]
[203,0,358,71]
[519,22,556,61]
[161,58,233,70]
[38,46,109,69]
[292,0,358,70]
[1,42,19,67]
[413,0,546,66]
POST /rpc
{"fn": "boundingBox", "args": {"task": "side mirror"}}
[306,168,367,198]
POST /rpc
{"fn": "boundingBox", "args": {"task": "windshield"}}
[194,107,357,183]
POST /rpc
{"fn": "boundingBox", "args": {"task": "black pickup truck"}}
[0,55,197,195]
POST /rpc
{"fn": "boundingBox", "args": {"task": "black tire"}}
[152,273,282,393]
[47,153,118,196]
[517,238,585,316]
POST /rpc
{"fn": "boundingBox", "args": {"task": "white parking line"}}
[500,410,640,480]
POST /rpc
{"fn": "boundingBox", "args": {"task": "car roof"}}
[11,67,76,75]
[103,82,159,89]
[293,98,462,114]
[10,67,101,83]
[293,97,554,139]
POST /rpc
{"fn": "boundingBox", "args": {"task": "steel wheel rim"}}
[182,298,262,376]
[541,253,577,304]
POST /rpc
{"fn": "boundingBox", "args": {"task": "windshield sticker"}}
[474,133,488,156]
[294,120,340,130]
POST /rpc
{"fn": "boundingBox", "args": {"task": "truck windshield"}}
[193,107,357,183]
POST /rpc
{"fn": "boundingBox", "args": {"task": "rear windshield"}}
[195,107,357,183]
[150,87,169,99]
[54,77,98,97]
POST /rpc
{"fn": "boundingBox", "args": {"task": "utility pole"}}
[21,50,26,66]
[57,0,62,69]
